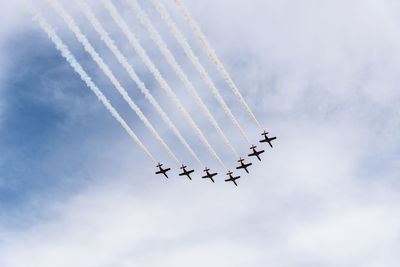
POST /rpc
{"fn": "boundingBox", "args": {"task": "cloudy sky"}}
[1,0,400,266]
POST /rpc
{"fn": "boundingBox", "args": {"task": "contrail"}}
[127,0,243,153]
[78,1,203,167]
[173,0,262,129]
[49,0,180,164]
[23,2,155,162]
[102,0,225,169]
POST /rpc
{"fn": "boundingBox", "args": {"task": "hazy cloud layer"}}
[0,0,399,266]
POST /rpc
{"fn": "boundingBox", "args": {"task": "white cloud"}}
[1,0,400,266]
[1,118,399,266]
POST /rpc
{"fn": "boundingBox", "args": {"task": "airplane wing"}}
[268,137,276,148]
[225,178,238,186]
[180,171,192,180]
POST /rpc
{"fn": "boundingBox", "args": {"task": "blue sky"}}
[0,0,400,266]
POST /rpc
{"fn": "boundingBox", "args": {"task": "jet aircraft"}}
[259,130,277,148]
[248,144,265,161]
[179,164,194,180]
[236,157,252,173]
[225,171,240,186]
[202,167,218,183]
[155,162,171,178]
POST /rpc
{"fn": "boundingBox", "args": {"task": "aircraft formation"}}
[156,131,276,186]
[25,0,277,187]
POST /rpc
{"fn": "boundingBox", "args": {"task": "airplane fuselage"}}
[248,148,265,161]
[260,132,277,148]
[236,159,252,173]
[225,173,240,186]
[202,170,217,183]
[155,163,170,178]
[179,167,194,180]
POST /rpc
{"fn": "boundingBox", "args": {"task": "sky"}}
[0,0,400,266]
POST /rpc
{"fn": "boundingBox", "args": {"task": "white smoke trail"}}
[78,1,203,167]
[49,0,180,164]
[102,0,225,169]
[173,0,262,129]
[23,2,155,162]
[127,0,243,154]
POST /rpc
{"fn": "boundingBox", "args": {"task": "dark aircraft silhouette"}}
[225,171,240,186]
[155,162,171,178]
[259,130,277,148]
[236,157,252,173]
[179,164,194,180]
[202,167,218,183]
[248,144,265,161]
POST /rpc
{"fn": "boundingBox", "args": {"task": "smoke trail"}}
[23,2,155,162]
[78,1,203,167]
[102,0,225,169]
[148,0,249,143]
[127,0,243,154]
[173,0,262,129]
[49,0,180,164]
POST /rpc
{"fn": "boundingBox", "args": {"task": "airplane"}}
[259,130,277,148]
[236,157,252,173]
[179,164,194,180]
[225,171,240,186]
[202,167,218,183]
[155,162,171,178]
[248,144,265,161]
